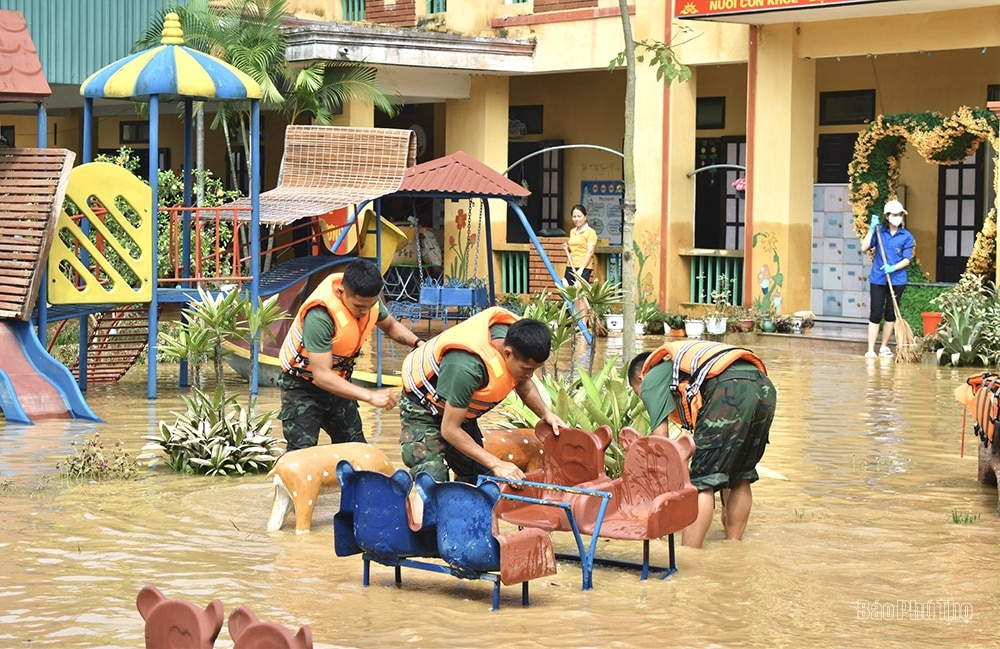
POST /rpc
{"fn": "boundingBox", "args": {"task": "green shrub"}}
[142,385,282,476]
[931,273,991,366]
[897,260,951,335]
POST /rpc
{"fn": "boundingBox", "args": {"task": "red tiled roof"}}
[0,10,51,103]
[395,150,530,198]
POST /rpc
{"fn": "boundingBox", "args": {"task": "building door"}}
[694,137,745,250]
[506,140,562,243]
[937,148,984,283]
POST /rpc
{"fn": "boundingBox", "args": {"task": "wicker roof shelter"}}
[224,125,418,225]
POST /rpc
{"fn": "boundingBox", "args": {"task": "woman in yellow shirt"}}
[563,204,598,285]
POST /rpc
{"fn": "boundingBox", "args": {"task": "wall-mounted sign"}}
[581,181,624,246]
[675,0,881,19]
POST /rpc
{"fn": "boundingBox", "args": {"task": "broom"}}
[875,226,920,363]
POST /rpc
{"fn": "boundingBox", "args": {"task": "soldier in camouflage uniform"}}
[278,260,424,452]
[399,308,566,484]
[628,342,776,548]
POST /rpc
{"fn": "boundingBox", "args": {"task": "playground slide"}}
[0,319,102,425]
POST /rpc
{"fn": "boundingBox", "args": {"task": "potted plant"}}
[738,309,756,333]
[637,302,668,335]
[666,313,686,337]
[684,317,705,339]
[705,275,734,335]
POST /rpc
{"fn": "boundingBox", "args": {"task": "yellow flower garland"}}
[849,106,999,276]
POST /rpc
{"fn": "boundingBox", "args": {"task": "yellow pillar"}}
[746,24,816,315]
[331,100,374,128]
[658,69,698,311]
[444,75,510,286]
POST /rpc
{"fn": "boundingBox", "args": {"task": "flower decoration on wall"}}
[847,106,999,276]
[732,177,746,192]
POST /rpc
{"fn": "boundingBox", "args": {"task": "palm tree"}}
[135,0,401,191]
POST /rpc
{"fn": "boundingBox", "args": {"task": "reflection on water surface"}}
[0,344,997,648]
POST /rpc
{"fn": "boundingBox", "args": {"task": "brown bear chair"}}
[228,605,312,649]
[136,584,224,649]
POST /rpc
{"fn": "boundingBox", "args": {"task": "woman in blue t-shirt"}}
[860,199,916,358]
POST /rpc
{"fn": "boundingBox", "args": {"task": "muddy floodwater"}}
[1,339,998,648]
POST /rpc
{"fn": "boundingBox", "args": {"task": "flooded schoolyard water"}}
[1,335,998,648]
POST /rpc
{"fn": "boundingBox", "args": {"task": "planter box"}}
[604,314,624,332]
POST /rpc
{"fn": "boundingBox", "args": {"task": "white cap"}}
[883,199,907,215]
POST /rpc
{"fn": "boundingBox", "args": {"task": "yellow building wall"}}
[510,70,625,232]
[445,75,510,285]
[0,112,78,150]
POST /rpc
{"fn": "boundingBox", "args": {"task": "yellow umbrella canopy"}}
[80,13,262,101]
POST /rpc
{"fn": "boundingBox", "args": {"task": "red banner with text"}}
[676,0,882,19]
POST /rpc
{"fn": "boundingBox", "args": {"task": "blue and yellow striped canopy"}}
[81,13,262,101]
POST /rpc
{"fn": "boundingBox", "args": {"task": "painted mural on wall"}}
[633,228,660,307]
[752,231,783,315]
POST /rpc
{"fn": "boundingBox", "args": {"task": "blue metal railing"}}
[427,0,446,13]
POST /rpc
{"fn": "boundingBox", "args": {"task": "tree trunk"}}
[617,0,638,360]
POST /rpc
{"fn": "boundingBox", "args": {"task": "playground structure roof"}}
[79,12,262,102]
[392,150,531,199]
[0,10,51,103]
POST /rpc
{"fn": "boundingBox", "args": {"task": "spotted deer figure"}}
[267,443,395,533]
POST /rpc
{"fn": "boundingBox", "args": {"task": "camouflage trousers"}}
[398,396,490,483]
[689,368,776,492]
[278,373,366,452]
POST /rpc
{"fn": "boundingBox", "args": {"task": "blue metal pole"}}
[250,101,261,395]
[509,201,592,344]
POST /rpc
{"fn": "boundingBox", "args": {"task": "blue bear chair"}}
[414,472,557,610]
[334,461,437,585]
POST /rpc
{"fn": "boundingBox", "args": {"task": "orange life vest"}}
[402,306,519,418]
[279,273,378,380]
[641,340,767,430]
[966,373,1000,448]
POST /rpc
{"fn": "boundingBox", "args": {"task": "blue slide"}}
[0,319,102,425]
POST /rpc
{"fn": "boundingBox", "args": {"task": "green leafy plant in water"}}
[950,509,981,525]
[521,291,576,375]
[557,275,624,338]
[932,273,990,366]
[58,433,138,481]
[142,384,282,476]
[145,287,288,474]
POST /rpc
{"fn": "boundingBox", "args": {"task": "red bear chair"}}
[571,433,699,580]
[495,421,612,531]
[493,421,615,589]
[136,585,223,649]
